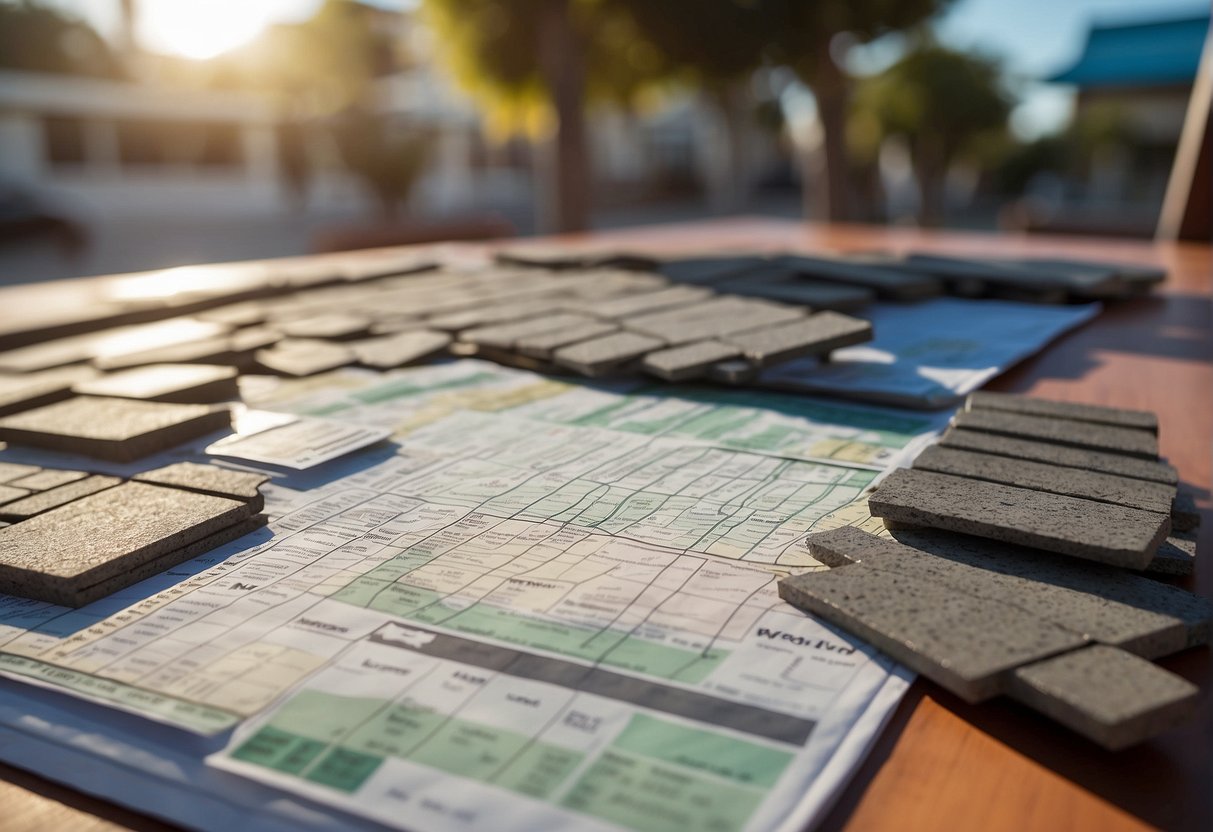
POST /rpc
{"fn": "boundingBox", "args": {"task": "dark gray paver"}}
[641,340,742,382]
[912,445,1175,515]
[724,312,873,366]
[939,427,1178,484]
[552,332,665,377]
[1009,645,1199,750]
[966,391,1158,433]
[952,410,1158,459]
[779,555,1085,702]
[807,526,1212,657]
[351,331,452,369]
[868,468,1170,569]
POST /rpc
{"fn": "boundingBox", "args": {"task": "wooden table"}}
[1,219,1209,832]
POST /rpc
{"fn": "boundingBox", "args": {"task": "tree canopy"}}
[0,0,123,78]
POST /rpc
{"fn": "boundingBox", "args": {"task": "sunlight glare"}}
[137,0,303,61]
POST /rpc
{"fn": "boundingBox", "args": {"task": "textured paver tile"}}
[351,330,451,369]
[0,475,122,521]
[0,319,229,374]
[659,256,772,285]
[966,391,1158,433]
[808,527,1211,658]
[1171,489,1200,532]
[952,410,1158,459]
[0,462,40,483]
[586,286,713,320]
[6,468,88,491]
[903,253,1127,299]
[912,445,1175,515]
[276,314,372,341]
[62,516,268,607]
[553,332,665,377]
[0,374,75,417]
[0,481,259,606]
[716,274,875,311]
[783,255,943,300]
[939,428,1177,484]
[624,298,804,344]
[255,339,355,377]
[460,314,595,349]
[868,468,1170,568]
[724,312,873,366]
[1008,645,1198,749]
[641,340,742,381]
[0,485,30,506]
[778,558,1085,702]
[426,298,567,332]
[886,528,1212,648]
[74,363,238,403]
[133,462,268,501]
[1147,532,1198,577]
[515,321,619,358]
[0,396,231,462]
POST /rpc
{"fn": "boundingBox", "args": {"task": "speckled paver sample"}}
[74,363,238,403]
[1147,533,1198,576]
[6,468,88,491]
[0,475,120,521]
[553,332,665,376]
[255,339,355,377]
[0,374,75,417]
[808,527,1212,656]
[868,468,1170,568]
[952,410,1158,459]
[939,428,1178,485]
[641,340,742,381]
[459,314,594,350]
[0,396,231,462]
[0,481,261,605]
[784,527,1208,747]
[724,312,873,366]
[133,462,268,501]
[966,391,1158,433]
[516,321,619,358]
[783,255,944,300]
[351,330,452,369]
[1171,489,1200,532]
[1009,645,1198,750]
[912,445,1175,515]
[778,550,1085,701]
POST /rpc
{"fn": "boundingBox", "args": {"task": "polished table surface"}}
[1,219,1209,832]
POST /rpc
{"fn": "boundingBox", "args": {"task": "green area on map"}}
[333,578,726,684]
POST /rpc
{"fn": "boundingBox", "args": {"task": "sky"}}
[39,0,1213,135]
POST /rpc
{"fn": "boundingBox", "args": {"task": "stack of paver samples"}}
[779,392,1209,749]
[0,461,267,606]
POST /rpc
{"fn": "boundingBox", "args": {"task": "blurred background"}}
[0,0,1208,284]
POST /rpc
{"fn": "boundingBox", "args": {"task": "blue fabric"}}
[1048,14,1209,87]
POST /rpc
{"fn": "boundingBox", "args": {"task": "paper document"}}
[0,360,927,832]
[762,297,1100,408]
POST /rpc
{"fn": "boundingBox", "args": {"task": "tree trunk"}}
[537,0,590,233]
[914,136,947,227]
[804,42,851,222]
[707,82,750,214]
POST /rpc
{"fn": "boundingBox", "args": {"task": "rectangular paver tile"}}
[869,468,1170,569]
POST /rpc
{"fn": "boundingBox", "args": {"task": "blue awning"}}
[1047,13,1209,88]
